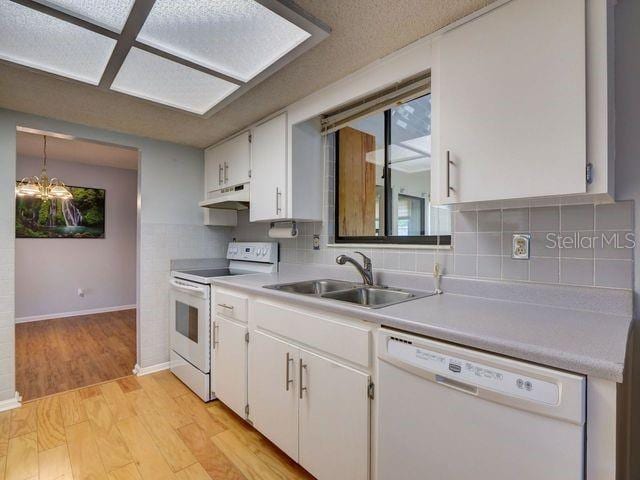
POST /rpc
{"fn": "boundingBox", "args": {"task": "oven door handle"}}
[170,278,208,295]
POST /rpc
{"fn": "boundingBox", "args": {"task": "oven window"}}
[176,301,199,343]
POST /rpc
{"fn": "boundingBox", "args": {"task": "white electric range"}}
[169,241,278,401]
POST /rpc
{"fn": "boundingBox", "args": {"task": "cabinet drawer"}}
[214,289,248,322]
[254,299,371,369]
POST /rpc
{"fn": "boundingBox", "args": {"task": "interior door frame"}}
[12,125,141,403]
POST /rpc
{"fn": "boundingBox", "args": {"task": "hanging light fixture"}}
[15,136,73,200]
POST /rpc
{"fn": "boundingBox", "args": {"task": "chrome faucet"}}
[336,252,374,286]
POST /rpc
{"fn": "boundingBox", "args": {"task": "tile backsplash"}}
[232,201,634,290]
[232,133,633,289]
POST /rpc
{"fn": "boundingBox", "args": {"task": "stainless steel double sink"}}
[263,279,434,309]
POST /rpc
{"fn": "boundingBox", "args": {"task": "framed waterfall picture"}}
[15,185,106,239]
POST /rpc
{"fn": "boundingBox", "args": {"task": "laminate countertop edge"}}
[210,272,633,383]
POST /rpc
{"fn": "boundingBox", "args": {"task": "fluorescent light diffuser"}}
[137,0,311,82]
[111,48,239,115]
[33,0,135,32]
[0,0,116,84]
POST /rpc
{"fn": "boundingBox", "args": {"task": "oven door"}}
[169,278,211,373]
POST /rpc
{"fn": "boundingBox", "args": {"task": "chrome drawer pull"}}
[285,352,294,391]
[299,360,307,399]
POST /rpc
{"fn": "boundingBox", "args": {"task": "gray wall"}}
[0,109,230,403]
[613,0,640,477]
[15,156,137,320]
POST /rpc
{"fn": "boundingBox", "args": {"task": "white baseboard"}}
[16,304,136,324]
[133,362,170,376]
[0,392,22,413]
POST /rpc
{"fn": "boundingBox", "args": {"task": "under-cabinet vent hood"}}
[199,183,249,210]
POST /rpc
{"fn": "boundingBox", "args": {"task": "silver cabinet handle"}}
[213,323,219,347]
[224,162,228,183]
[285,352,293,391]
[299,359,307,399]
[217,303,234,311]
[275,187,282,215]
[218,164,223,185]
[446,150,454,198]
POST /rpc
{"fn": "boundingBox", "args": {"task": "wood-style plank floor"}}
[16,310,137,401]
[0,372,314,480]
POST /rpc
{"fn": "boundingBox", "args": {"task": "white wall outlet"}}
[313,235,321,250]
[512,234,531,260]
[77,288,85,298]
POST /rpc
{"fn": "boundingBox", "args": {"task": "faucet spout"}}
[336,251,374,286]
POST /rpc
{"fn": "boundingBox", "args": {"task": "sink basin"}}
[264,279,434,309]
[265,279,360,295]
[321,286,427,308]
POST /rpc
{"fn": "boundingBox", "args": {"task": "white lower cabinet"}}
[298,348,370,480]
[248,331,371,480]
[249,331,300,460]
[213,315,247,418]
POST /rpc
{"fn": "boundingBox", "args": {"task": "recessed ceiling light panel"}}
[0,0,116,84]
[33,0,136,32]
[137,0,312,82]
[111,47,239,115]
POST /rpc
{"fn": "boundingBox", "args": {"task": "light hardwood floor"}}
[0,371,314,480]
[16,310,137,401]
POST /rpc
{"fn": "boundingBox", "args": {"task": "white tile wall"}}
[138,223,233,368]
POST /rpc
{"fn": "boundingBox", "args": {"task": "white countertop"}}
[210,271,633,382]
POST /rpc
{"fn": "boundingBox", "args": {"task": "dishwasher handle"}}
[435,374,478,396]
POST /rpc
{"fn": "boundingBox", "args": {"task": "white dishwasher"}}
[376,329,586,480]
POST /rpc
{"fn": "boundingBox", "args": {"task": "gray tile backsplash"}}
[560,204,594,231]
[502,208,529,231]
[530,207,560,232]
[230,133,633,290]
[232,200,634,289]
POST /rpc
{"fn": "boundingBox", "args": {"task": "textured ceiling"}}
[0,0,492,149]
[17,131,139,170]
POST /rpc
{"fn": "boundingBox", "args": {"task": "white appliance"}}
[376,329,586,480]
[169,242,278,401]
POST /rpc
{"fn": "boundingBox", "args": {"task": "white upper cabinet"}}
[250,113,288,222]
[431,0,610,205]
[249,114,324,222]
[204,131,251,195]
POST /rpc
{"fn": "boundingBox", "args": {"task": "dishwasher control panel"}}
[387,337,559,405]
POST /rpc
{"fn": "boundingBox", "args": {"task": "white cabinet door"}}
[204,132,250,194]
[213,316,247,418]
[298,349,370,480]
[248,331,299,461]
[222,131,251,188]
[433,0,586,204]
[204,147,223,195]
[250,113,287,221]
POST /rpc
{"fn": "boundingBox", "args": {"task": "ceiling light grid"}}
[2,0,329,115]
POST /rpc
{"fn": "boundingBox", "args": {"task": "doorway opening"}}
[14,127,139,401]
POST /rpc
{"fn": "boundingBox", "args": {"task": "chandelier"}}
[15,136,73,200]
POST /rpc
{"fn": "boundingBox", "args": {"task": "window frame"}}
[333,95,451,246]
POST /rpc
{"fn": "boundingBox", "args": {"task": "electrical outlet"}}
[512,234,530,260]
[313,235,321,250]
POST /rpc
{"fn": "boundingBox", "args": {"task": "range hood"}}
[199,183,249,210]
